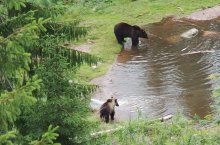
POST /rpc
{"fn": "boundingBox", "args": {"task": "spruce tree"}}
[0,0,98,144]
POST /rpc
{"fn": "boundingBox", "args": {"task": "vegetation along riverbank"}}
[1,0,220,144]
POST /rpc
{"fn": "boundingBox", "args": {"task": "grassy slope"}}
[63,0,220,82]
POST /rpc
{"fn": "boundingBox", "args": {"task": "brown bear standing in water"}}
[99,97,119,123]
[114,22,148,46]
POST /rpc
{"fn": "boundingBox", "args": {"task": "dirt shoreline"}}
[186,5,220,20]
[90,5,220,120]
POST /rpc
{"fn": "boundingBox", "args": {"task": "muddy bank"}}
[91,5,220,121]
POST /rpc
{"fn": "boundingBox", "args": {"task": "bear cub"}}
[99,97,119,123]
[114,22,148,46]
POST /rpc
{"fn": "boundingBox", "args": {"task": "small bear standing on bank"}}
[114,22,148,46]
[99,97,119,123]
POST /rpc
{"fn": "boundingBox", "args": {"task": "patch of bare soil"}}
[186,5,220,20]
[70,39,95,53]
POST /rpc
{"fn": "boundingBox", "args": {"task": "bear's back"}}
[114,22,133,36]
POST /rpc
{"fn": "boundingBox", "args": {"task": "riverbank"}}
[63,1,220,144]
[61,0,220,121]
[63,0,220,83]
[91,4,220,121]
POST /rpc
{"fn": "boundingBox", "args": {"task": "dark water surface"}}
[93,17,220,120]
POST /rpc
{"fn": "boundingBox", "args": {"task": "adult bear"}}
[99,97,119,123]
[114,22,148,46]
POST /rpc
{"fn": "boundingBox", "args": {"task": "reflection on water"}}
[93,16,220,120]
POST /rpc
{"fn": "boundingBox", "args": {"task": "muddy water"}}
[93,16,220,120]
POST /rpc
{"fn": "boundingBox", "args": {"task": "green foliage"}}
[0,10,48,94]
[43,21,87,40]
[17,47,97,144]
[3,0,26,10]
[0,126,60,145]
[0,76,41,131]
[0,0,98,144]
[0,10,35,37]
[30,125,60,145]
[0,130,17,145]
[30,35,99,68]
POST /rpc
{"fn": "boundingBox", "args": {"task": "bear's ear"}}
[115,99,119,106]
[107,99,112,102]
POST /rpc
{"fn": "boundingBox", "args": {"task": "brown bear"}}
[99,97,119,123]
[114,22,148,46]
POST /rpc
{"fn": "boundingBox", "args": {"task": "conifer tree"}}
[0,0,98,144]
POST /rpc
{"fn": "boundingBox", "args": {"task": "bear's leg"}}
[110,111,115,121]
[100,113,104,120]
[105,115,110,123]
[115,34,124,45]
[132,37,139,46]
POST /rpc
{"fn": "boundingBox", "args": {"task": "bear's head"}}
[133,25,148,39]
[107,97,119,107]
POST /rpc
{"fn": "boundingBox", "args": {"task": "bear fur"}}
[99,97,119,123]
[114,22,148,46]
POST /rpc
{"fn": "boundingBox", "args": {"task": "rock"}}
[180,28,199,39]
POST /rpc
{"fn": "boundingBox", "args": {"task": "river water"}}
[92,16,220,120]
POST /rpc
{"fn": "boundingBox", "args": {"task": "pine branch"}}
[6,1,67,19]
[0,10,35,37]
[31,35,100,67]
[3,0,26,10]
[43,21,87,40]
[34,4,67,19]
[0,22,37,44]
[0,76,41,131]
[60,45,100,67]
[0,18,47,87]
[66,82,98,98]
[30,125,60,145]
[0,130,17,144]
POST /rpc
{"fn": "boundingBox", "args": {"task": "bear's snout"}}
[115,99,119,106]
[141,31,148,39]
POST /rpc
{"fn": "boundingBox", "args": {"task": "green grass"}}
[62,0,220,82]
[86,114,220,145]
